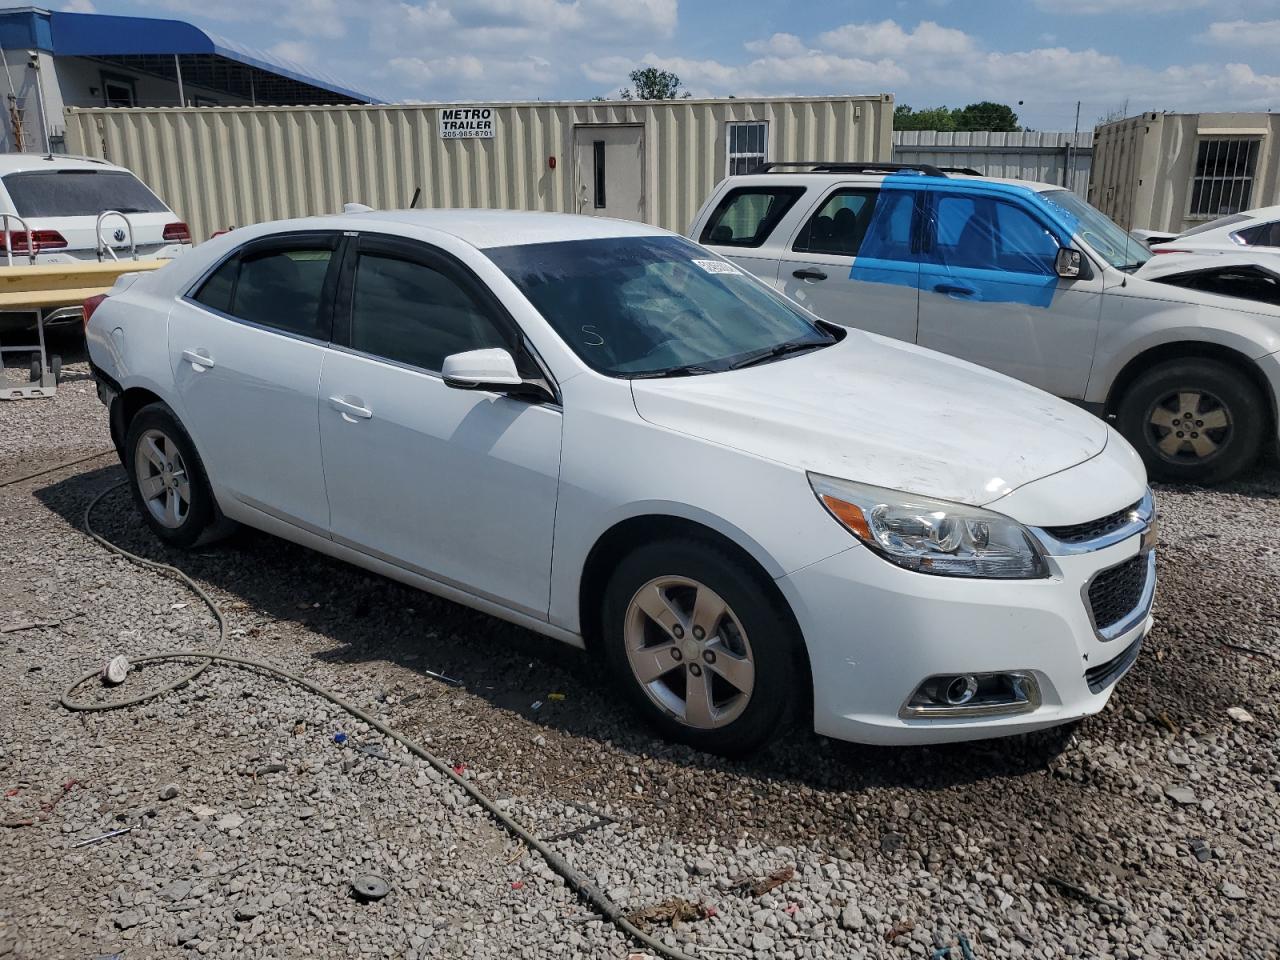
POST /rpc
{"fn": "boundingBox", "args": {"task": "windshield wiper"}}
[628,363,719,379]
[728,339,829,371]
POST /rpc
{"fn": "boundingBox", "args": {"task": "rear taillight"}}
[83,293,107,332]
[0,229,67,252]
[163,222,191,243]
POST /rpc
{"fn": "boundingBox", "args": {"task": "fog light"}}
[944,675,978,706]
[901,671,1041,719]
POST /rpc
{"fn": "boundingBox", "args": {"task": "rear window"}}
[2,170,168,218]
[699,186,804,248]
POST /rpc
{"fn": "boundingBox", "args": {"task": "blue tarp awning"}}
[47,10,384,105]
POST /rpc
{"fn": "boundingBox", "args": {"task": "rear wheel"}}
[601,539,799,757]
[124,403,220,548]
[1116,359,1265,484]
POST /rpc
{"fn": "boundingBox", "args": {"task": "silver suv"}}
[689,162,1280,483]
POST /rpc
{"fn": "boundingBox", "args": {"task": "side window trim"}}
[181,230,343,344]
[333,232,561,401]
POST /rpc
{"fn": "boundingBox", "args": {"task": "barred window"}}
[726,122,768,176]
[1189,138,1261,219]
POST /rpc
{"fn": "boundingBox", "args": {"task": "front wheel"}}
[601,539,800,757]
[1116,359,1266,485]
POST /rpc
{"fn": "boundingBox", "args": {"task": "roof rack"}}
[935,166,982,176]
[753,161,948,177]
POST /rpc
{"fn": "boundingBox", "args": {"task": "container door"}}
[574,125,645,222]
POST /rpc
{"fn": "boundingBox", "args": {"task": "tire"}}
[124,402,220,548]
[50,354,61,384]
[28,353,40,382]
[601,538,800,757]
[1116,359,1266,485]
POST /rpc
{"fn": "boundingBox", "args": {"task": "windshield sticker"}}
[692,259,739,275]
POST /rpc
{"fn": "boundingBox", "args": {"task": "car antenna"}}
[409,187,421,209]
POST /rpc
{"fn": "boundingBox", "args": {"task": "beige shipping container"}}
[1090,111,1280,234]
[63,95,894,242]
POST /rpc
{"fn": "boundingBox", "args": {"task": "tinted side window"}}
[700,187,804,248]
[350,253,509,371]
[1237,221,1280,247]
[794,189,878,256]
[234,247,333,338]
[932,195,1057,274]
[192,256,238,314]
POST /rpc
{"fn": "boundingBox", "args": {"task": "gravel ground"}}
[2,357,1278,960]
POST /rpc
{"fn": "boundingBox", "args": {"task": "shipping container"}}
[64,96,894,241]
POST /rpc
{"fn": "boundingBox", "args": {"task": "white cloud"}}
[268,40,317,66]
[1205,18,1280,46]
[137,0,347,38]
[743,33,808,57]
[58,0,97,11]
[1034,0,1208,11]
[818,19,973,58]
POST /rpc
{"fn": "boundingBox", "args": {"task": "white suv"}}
[87,210,1154,755]
[0,154,190,264]
[690,163,1280,483]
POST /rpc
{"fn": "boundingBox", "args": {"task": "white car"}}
[1137,252,1280,309]
[86,210,1155,755]
[0,154,190,264]
[690,164,1280,484]
[1150,204,1280,258]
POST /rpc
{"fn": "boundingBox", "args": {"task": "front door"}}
[775,185,921,342]
[916,189,1103,399]
[317,234,563,617]
[574,125,645,221]
[168,231,340,534]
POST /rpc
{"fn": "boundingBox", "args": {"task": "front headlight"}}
[808,473,1048,579]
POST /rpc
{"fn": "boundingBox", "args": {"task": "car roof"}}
[720,171,1062,194]
[320,209,670,249]
[0,154,130,175]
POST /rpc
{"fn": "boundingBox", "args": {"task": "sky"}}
[27,0,1280,129]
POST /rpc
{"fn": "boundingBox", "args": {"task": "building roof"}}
[0,7,384,105]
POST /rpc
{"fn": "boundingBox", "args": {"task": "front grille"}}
[1087,554,1149,631]
[1085,637,1144,694]
[1044,501,1141,545]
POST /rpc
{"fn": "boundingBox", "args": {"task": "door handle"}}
[934,282,977,297]
[328,395,373,421]
[792,268,828,282]
[181,348,214,369]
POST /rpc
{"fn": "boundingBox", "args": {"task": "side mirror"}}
[1055,247,1083,279]
[442,347,555,403]
[442,348,523,389]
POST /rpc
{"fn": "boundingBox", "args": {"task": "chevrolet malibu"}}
[86,211,1156,756]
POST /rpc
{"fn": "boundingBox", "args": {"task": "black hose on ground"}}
[55,478,711,960]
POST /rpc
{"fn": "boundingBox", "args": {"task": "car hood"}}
[630,332,1109,507]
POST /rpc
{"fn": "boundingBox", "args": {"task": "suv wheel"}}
[125,403,222,548]
[601,539,799,757]
[1116,359,1265,484]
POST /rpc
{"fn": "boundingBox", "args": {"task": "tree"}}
[952,101,1021,132]
[620,67,692,101]
[894,104,957,131]
[894,101,1021,132]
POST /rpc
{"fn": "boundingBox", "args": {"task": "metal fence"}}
[893,130,1093,197]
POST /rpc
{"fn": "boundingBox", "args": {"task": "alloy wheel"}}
[623,575,755,730]
[134,428,192,529]
[1146,390,1231,463]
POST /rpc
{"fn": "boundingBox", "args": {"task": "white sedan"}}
[85,210,1155,755]
[1150,203,1280,258]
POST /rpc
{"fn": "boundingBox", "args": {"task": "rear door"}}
[775,184,922,342]
[915,188,1102,398]
[317,234,562,616]
[168,231,340,533]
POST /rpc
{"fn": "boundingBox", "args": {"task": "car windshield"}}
[2,170,168,218]
[1040,189,1151,272]
[485,235,835,377]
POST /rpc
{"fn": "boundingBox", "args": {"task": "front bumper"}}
[779,508,1155,746]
